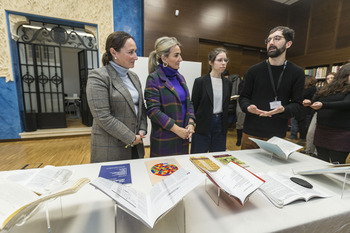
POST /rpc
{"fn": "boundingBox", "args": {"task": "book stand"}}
[4,197,63,233]
[205,179,221,206]
[269,153,281,162]
[205,179,237,206]
[341,172,349,199]
[3,204,42,233]
[114,200,186,233]
[331,163,350,199]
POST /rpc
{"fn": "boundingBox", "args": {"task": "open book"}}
[258,172,330,208]
[1,165,73,194]
[0,177,90,231]
[249,136,303,159]
[295,166,350,175]
[90,168,205,229]
[202,162,265,205]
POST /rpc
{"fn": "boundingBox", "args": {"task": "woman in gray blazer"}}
[87,31,147,162]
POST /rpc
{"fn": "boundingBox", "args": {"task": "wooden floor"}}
[2,115,348,171]
[0,123,242,171]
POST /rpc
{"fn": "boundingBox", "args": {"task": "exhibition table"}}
[4,149,350,233]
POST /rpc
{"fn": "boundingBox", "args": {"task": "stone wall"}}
[0,0,114,139]
[0,0,114,82]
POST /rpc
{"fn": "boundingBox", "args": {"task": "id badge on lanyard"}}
[267,60,287,110]
[270,100,282,109]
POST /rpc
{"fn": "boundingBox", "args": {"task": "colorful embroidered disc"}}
[151,163,178,176]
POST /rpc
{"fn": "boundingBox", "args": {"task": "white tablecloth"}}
[6,149,350,233]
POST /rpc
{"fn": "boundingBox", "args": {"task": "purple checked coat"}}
[144,67,195,157]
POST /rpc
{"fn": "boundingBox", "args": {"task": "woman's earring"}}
[115,56,117,60]
[163,62,168,67]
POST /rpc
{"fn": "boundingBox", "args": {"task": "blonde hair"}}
[148,36,182,73]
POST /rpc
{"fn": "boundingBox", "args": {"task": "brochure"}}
[98,163,132,184]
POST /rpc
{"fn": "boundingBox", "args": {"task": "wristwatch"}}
[188,121,196,128]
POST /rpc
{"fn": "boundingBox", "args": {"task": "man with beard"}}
[239,26,305,149]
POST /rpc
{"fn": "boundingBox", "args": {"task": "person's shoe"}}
[286,136,297,141]
[299,150,307,154]
[297,139,306,147]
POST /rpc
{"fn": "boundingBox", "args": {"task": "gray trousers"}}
[236,103,245,130]
[305,113,317,154]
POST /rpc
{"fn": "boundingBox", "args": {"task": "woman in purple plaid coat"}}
[145,37,196,157]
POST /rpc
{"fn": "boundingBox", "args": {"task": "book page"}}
[0,178,39,230]
[249,137,287,159]
[92,169,204,229]
[27,167,72,194]
[39,177,90,199]
[145,158,181,185]
[3,178,90,228]
[110,182,149,219]
[258,173,301,206]
[3,166,73,194]
[91,177,150,227]
[267,137,303,158]
[0,169,37,184]
[208,162,265,205]
[149,168,205,226]
[259,172,330,206]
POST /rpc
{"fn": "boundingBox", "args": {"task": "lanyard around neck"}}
[266,59,287,101]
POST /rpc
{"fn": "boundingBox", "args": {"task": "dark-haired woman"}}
[190,48,232,153]
[303,72,336,155]
[87,31,147,162]
[310,64,350,164]
[295,75,317,143]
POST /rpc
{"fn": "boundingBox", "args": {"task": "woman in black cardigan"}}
[310,63,350,164]
[190,48,233,153]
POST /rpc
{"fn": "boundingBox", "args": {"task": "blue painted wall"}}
[113,0,143,56]
[0,11,23,140]
[0,78,22,139]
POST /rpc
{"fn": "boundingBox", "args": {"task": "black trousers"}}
[316,146,349,164]
[132,147,139,159]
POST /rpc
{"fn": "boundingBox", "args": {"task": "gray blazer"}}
[86,64,147,162]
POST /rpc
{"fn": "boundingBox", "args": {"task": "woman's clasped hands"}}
[171,123,195,140]
[132,131,146,146]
